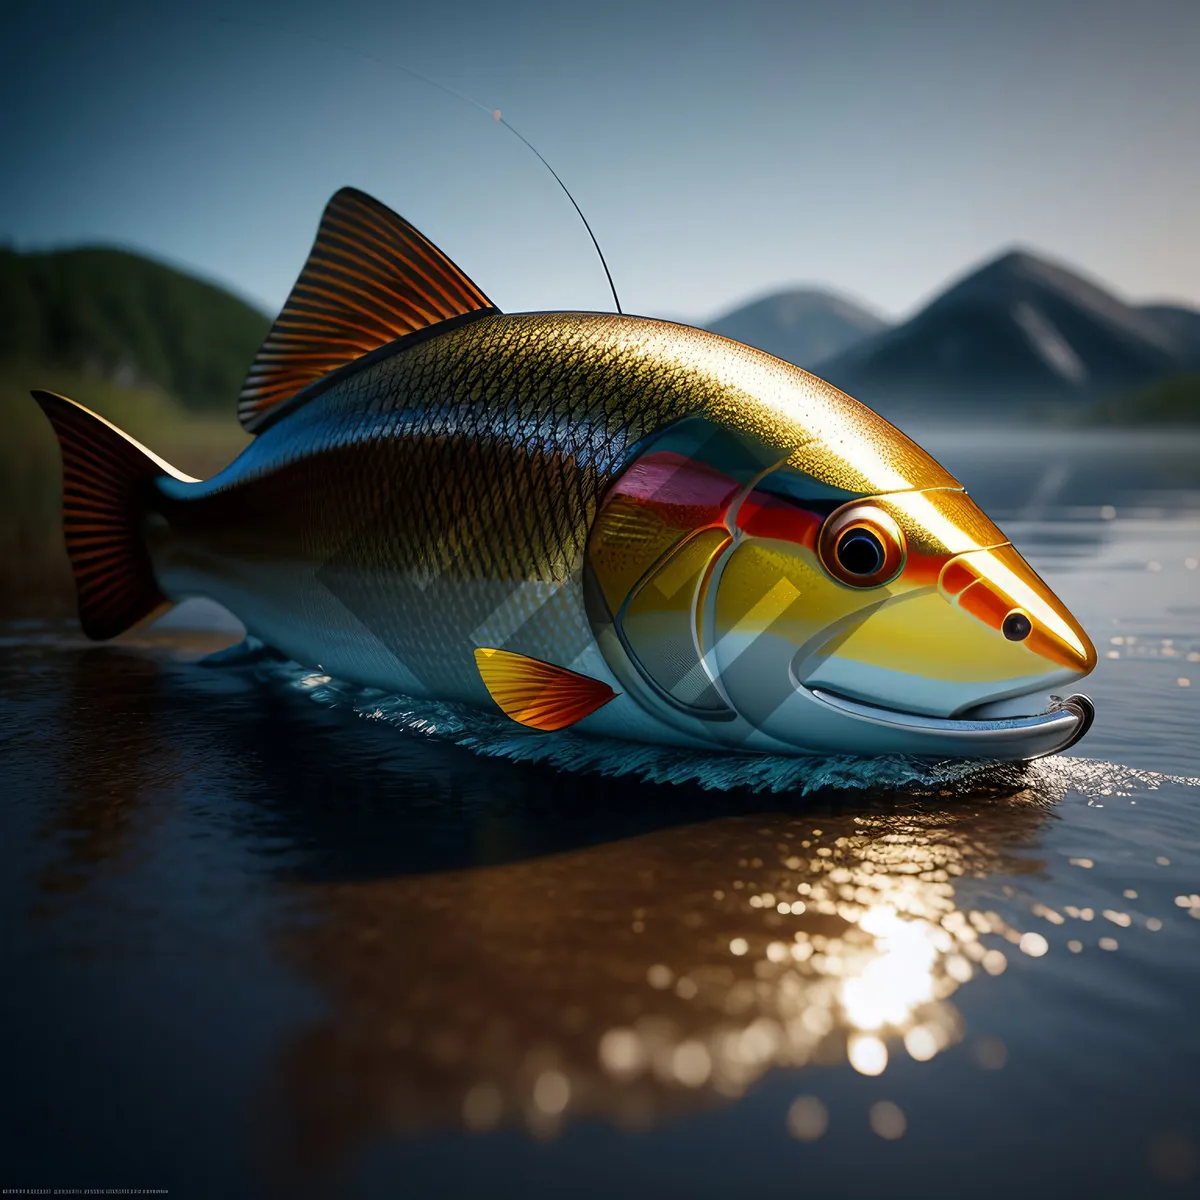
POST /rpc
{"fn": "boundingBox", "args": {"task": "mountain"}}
[815,249,1200,411]
[704,288,887,369]
[1140,303,1200,366]
[0,245,271,411]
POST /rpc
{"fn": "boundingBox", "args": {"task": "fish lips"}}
[801,684,1096,759]
[713,630,1096,759]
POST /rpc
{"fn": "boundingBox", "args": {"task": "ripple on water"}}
[256,655,1200,798]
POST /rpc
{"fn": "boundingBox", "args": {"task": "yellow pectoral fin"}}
[474,648,617,732]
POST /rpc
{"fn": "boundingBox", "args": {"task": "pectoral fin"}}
[474,648,617,732]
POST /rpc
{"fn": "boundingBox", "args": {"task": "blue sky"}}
[3,0,1197,322]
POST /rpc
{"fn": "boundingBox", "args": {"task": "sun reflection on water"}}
[264,782,1080,1170]
[582,810,1031,1099]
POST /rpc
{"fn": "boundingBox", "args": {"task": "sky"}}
[2,0,1198,323]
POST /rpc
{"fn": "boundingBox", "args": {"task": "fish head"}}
[586,401,1095,758]
[709,472,1096,747]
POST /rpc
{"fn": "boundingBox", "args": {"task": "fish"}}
[33,186,1097,760]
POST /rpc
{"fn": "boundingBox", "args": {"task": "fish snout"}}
[938,545,1096,677]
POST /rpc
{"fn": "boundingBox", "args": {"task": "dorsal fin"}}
[238,187,498,432]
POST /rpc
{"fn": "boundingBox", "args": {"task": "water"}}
[1,428,1198,1199]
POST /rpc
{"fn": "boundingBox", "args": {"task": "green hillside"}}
[1087,371,1200,425]
[1,245,266,615]
[0,245,271,411]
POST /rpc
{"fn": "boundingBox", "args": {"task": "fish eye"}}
[1003,610,1033,641]
[818,502,905,588]
[837,530,885,576]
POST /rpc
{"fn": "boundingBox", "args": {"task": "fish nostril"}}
[1003,610,1033,641]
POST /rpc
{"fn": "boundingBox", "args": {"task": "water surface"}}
[2,428,1198,1198]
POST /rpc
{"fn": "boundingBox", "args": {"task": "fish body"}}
[35,188,1097,760]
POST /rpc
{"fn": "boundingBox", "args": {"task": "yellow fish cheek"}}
[711,539,870,666]
[809,590,1043,683]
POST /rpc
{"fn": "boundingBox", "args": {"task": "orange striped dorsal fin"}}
[238,187,498,432]
[474,648,618,732]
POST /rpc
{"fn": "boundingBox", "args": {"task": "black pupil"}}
[837,530,885,576]
[1003,611,1033,641]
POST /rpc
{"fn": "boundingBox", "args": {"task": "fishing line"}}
[213,15,623,314]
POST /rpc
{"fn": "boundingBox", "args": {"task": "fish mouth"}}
[803,686,1096,759]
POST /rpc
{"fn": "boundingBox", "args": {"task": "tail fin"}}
[32,390,196,640]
